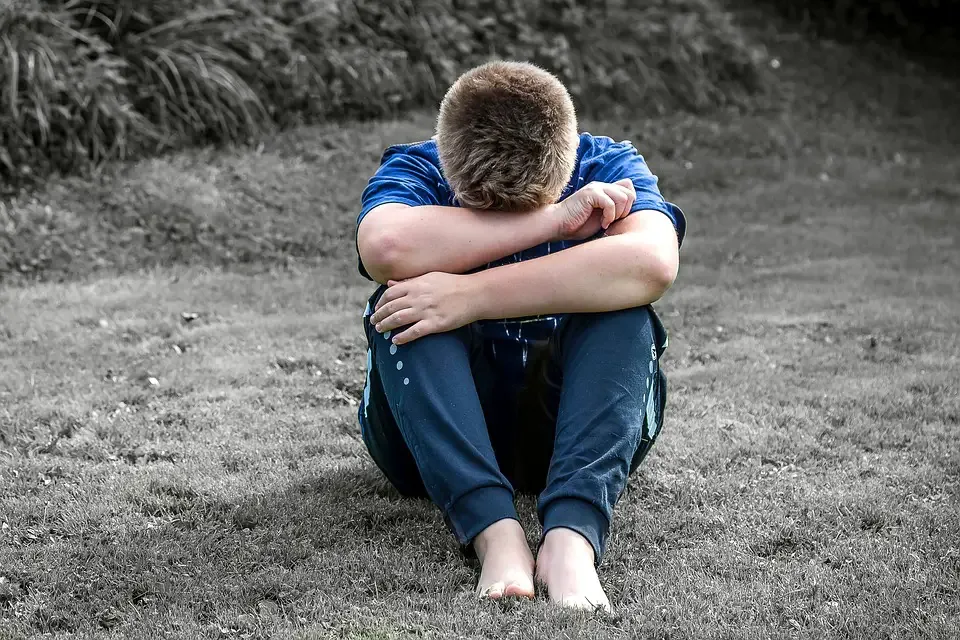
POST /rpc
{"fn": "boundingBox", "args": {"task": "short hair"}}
[436,61,580,212]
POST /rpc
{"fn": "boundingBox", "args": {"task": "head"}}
[436,61,580,212]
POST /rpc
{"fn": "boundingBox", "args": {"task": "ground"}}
[1,19,959,640]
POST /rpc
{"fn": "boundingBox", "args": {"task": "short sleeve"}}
[356,144,447,279]
[358,145,445,226]
[581,138,687,247]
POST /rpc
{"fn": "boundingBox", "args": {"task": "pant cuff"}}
[541,497,609,566]
[445,485,517,545]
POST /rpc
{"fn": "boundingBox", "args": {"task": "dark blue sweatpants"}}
[358,287,668,564]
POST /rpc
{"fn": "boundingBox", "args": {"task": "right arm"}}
[357,203,557,283]
[357,144,635,283]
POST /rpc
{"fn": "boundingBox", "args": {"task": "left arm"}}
[472,209,678,319]
[371,210,679,344]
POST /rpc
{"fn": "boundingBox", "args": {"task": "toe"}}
[503,582,535,599]
[478,581,505,599]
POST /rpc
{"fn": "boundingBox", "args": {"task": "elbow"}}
[643,247,679,302]
[610,214,680,304]
[357,221,405,284]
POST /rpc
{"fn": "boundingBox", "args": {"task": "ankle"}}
[541,527,595,563]
[473,518,525,561]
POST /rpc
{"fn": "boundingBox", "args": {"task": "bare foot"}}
[473,519,535,600]
[536,528,612,613]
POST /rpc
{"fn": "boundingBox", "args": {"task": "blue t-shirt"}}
[358,133,686,371]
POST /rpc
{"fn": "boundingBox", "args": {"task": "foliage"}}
[0,0,154,178]
[0,0,766,185]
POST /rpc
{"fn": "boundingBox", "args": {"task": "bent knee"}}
[565,305,656,333]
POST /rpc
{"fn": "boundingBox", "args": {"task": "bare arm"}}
[357,203,555,283]
[369,209,681,344]
[357,180,636,283]
[470,210,680,319]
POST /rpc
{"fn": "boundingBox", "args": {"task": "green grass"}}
[2,22,960,640]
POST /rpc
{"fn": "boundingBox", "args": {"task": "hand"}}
[370,272,479,344]
[549,178,636,240]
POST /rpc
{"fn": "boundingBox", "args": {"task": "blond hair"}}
[436,61,580,212]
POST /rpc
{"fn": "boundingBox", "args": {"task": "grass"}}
[2,17,960,640]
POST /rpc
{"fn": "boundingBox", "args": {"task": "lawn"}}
[1,25,959,640]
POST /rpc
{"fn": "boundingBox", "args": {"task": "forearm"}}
[358,204,555,283]
[472,213,679,318]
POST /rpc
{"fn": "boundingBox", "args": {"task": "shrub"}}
[279,0,766,117]
[63,0,276,143]
[0,0,154,178]
[0,0,767,186]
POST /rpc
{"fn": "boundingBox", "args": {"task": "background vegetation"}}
[0,0,766,187]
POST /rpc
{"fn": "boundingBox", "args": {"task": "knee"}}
[586,305,653,323]
[605,305,654,323]
[556,307,661,371]
[563,305,655,337]
[370,323,468,356]
[368,324,475,387]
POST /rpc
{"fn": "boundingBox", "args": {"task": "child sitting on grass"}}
[355,61,685,612]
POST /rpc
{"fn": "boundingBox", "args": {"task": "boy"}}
[355,61,685,611]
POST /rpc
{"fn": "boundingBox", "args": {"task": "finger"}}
[623,184,636,213]
[615,184,636,218]
[378,307,422,334]
[393,320,433,345]
[606,186,630,219]
[615,178,635,193]
[371,297,411,327]
[598,193,617,229]
[375,284,405,312]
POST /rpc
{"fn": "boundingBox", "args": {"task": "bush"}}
[0,0,767,186]
[0,1,155,178]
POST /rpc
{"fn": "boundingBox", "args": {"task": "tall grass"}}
[0,0,767,186]
[0,1,154,177]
